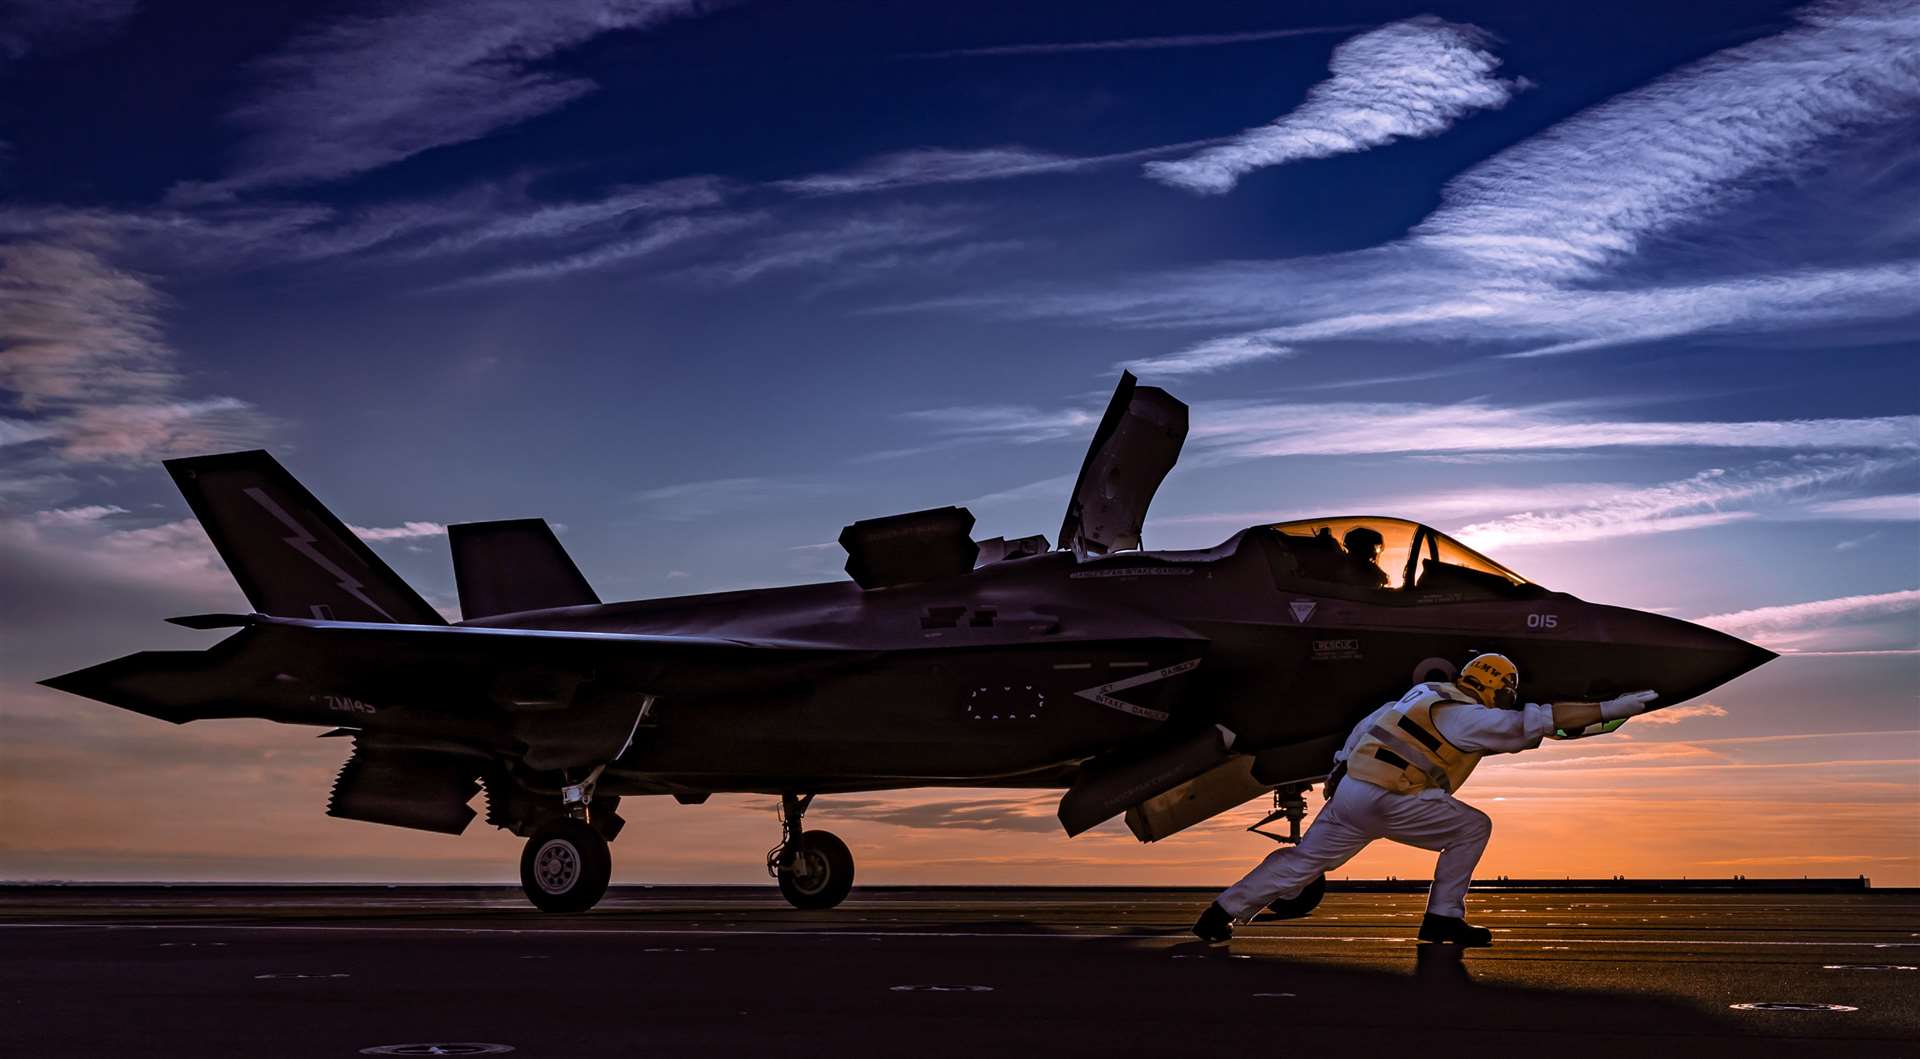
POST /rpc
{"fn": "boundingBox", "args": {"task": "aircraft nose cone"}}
[1596,607,1777,707]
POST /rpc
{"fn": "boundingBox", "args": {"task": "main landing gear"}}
[518,769,614,913]
[767,793,855,910]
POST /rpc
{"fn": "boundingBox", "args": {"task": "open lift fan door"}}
[327,743,480,835]
[1058,371,1189,556]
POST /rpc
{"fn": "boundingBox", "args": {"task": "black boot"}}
[1192,901,1234,943]
[1417,913,1492,947]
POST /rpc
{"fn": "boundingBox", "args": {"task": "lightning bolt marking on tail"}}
[243,487,398,621]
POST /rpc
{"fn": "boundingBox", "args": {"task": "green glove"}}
[1550,717,1629,741]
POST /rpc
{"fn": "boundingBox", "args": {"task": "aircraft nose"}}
[1591,606,1777,707]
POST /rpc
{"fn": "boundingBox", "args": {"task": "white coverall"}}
[1217,697,1555,920]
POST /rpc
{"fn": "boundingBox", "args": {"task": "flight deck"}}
[1,885,1913,1057]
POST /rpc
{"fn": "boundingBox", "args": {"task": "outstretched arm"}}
[1551,690,1658,731]
[1432,691,1660,754]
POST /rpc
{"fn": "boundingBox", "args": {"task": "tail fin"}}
[449,518,598,619]
[165,450,445,625]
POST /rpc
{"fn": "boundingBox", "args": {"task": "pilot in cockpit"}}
[1342,527,1389,588]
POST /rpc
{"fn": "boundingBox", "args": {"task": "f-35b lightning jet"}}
[44,374,1774,912]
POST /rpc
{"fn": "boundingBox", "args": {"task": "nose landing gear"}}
[1249,782,1328,920]
[767,793,855,910]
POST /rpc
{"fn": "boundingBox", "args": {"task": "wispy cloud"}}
[1152,482,1649,529]
[1116,335,1296,376]
[909,394,1920,463]
[776,147,1093,196]
[1108,259,1920,376]
[0,510,234,612]
[1693,588,1920,653]
[0,417,55,448]
[0,233,265,465]
[901,404,1101,445]
[1695,589,1920,635]
[172,0,714,198]
[31,504,128,525]
[801,239,1034,297]
[55,397,259,464]
[1144,18,1526,195]
[1193,402,1920,461]
[1805,493,1920,520]
[22,174,742,286]
[0,236,170,409]
[440,211,767,289]
[1631,703,1729,726]
[394,177,734,260]
[1833,530,1880,552]
[5,198,439,271]
[961,475,1077,509]
[951,2,1920,375]
[1153,456,1914,546]
[635,476,839,521]
[1451,458,1911,550]
[686,207,981,285]
[910,25,1367,59]
[350,521,446,542]
[1416,0,1920,283]
[775,140,1217,197]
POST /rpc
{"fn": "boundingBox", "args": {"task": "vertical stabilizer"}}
[165,450,445,625]
[449,518,599,619]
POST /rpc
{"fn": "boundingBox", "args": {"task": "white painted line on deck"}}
[1,921,1915,949]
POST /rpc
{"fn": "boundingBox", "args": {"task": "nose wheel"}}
[519,817,612,913]
[768,793,856,909]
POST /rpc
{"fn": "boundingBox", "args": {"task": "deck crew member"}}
[1193,654,1656,946]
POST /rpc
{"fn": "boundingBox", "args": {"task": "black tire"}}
[520,817,612,913]
[777,830,854,910]
[1266,873,1327,920]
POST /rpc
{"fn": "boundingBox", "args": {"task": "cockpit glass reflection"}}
[1265,517,1533,597]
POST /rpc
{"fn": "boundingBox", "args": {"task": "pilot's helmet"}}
[1343,526,1385,557]
[1458,653,1520,710]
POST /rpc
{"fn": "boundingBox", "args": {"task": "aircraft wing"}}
[41,615,855,770]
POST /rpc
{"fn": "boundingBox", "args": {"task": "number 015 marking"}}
[1527,613,1559,629]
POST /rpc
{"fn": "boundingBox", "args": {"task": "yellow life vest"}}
[1344,683,1484,795]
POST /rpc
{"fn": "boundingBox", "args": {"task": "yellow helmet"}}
[1458,653,1520,710]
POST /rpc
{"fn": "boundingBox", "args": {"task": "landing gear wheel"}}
[777,830,854,910]
[1265,873,1327,920]
[520,817,612,913]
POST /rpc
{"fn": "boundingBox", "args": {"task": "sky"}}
[1,0,1916,886]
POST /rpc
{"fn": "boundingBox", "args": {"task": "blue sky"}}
[1,0,1916,883]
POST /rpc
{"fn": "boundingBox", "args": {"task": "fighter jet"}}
[43,374,1775,913]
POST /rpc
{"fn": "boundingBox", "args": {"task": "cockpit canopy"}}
[1261,517,1537,600]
